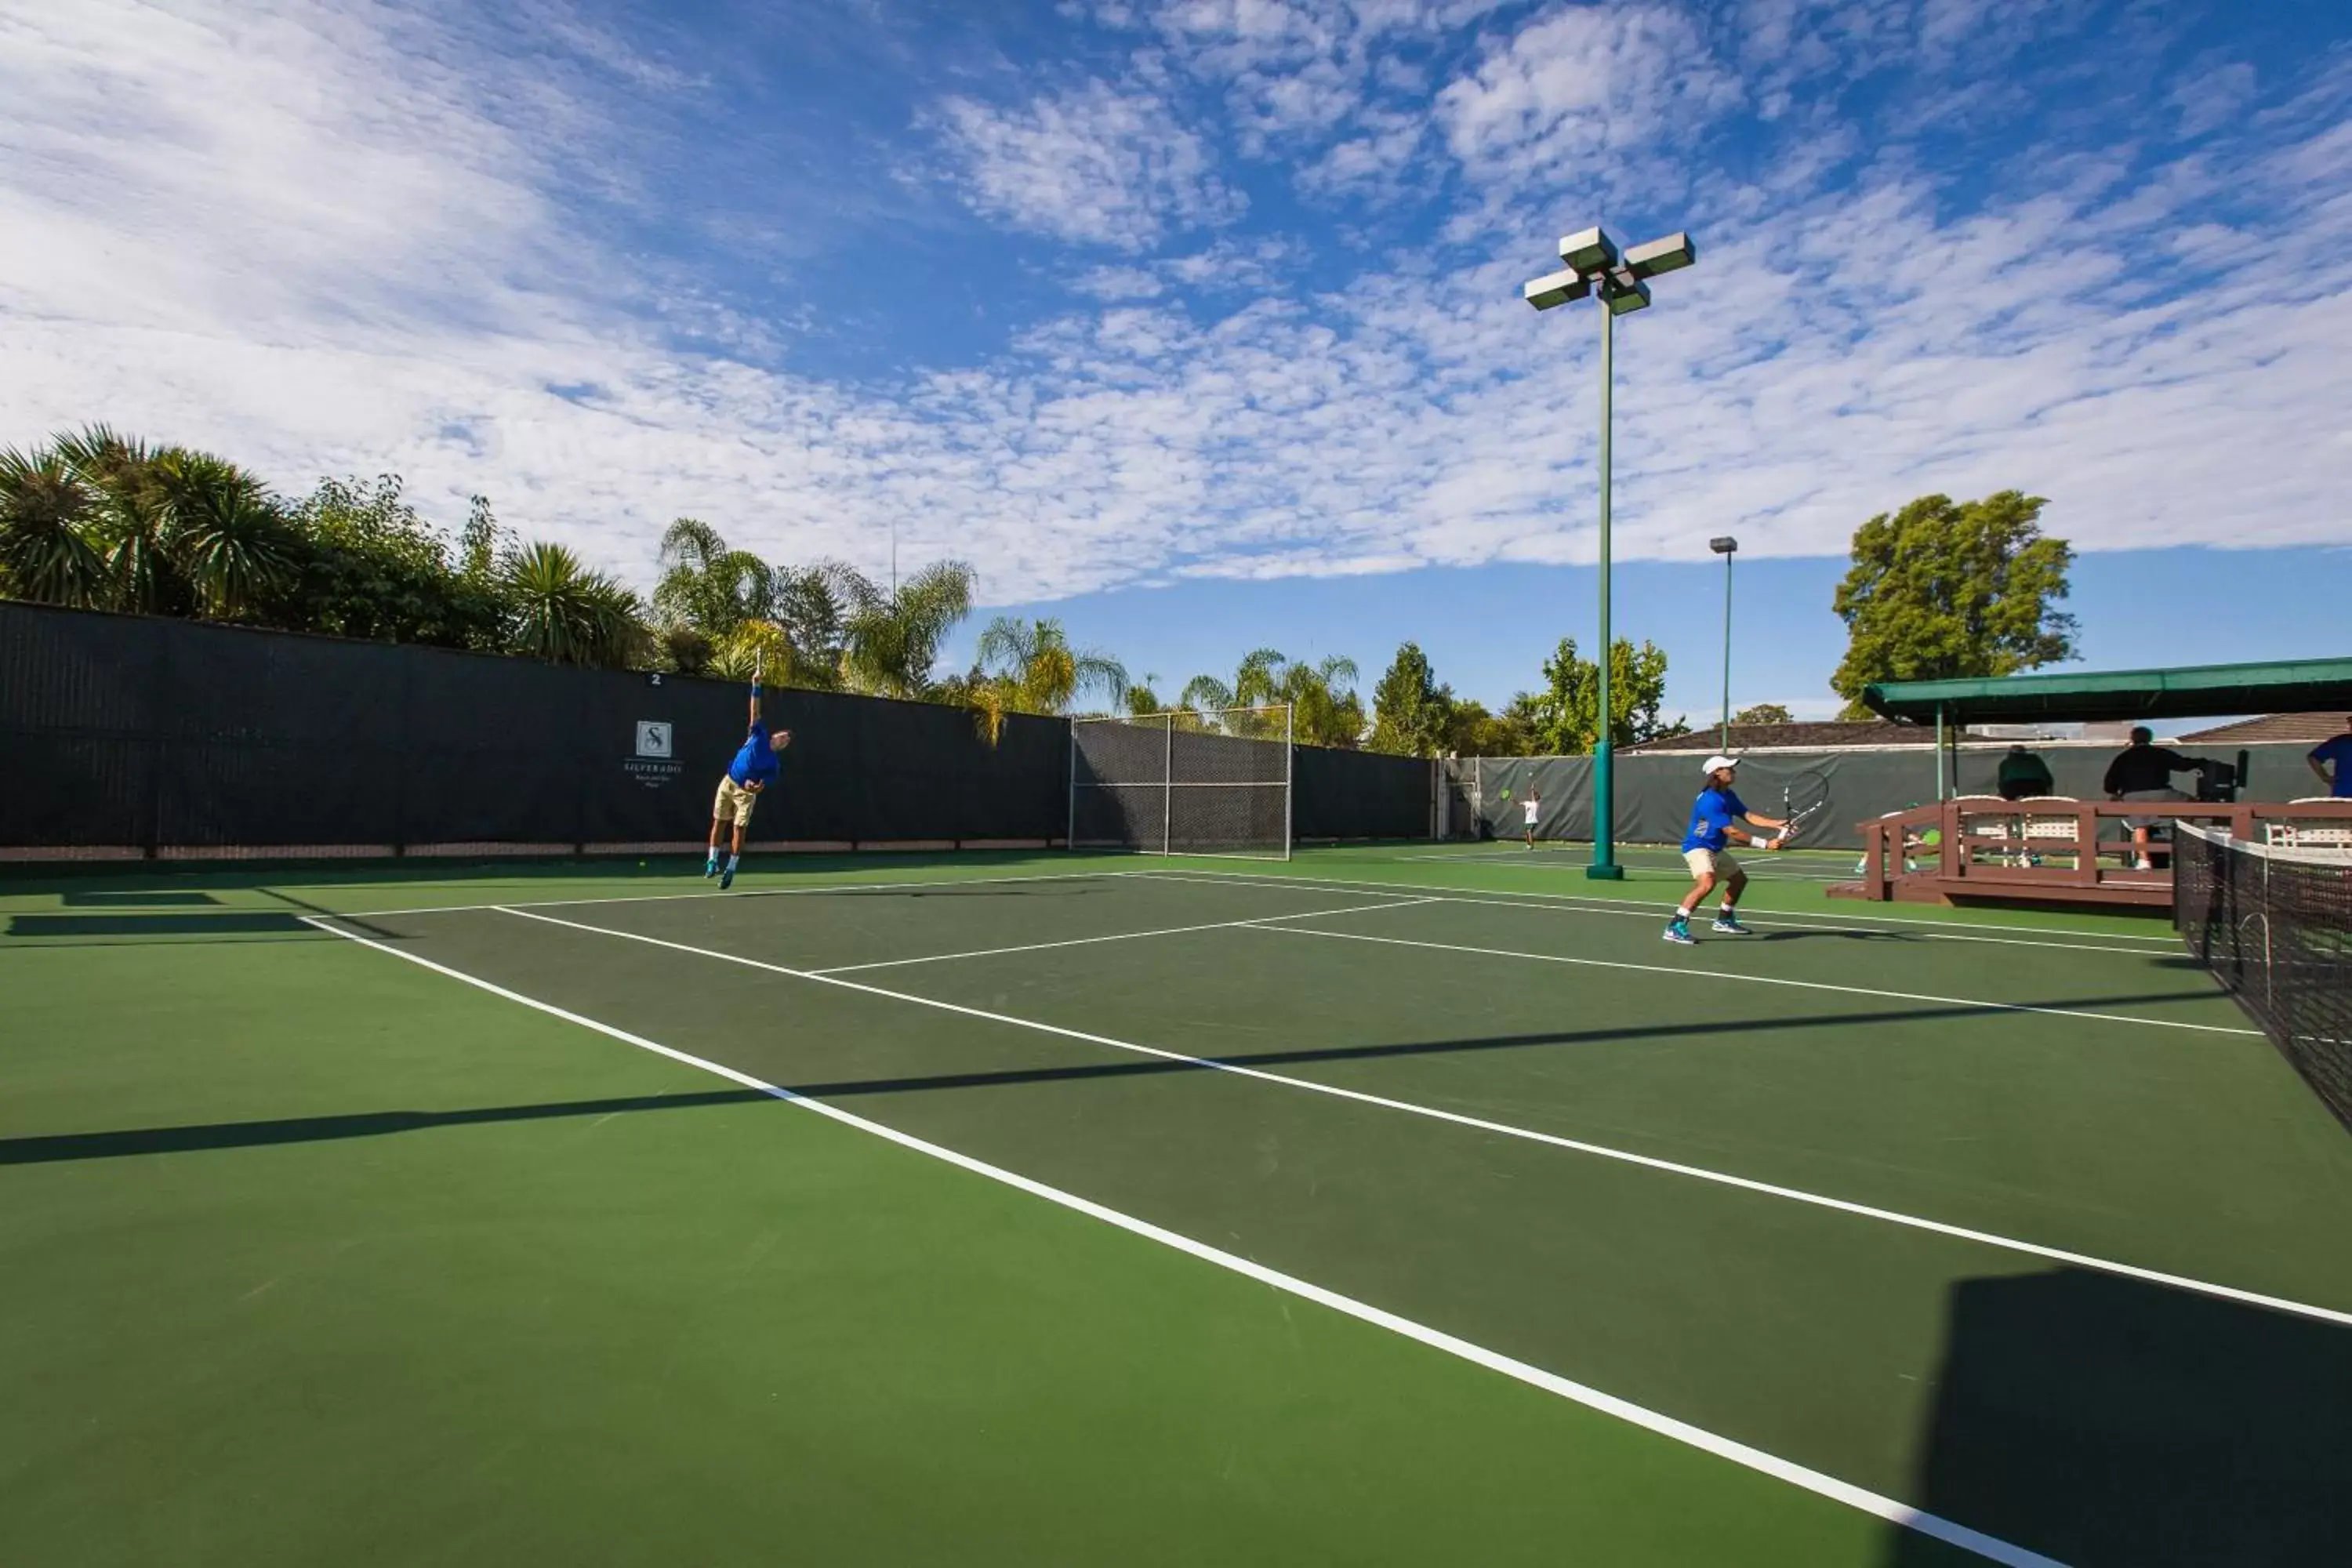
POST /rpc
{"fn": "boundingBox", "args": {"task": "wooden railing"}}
[1841,799,2352,906]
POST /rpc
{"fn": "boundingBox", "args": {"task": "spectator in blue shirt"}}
[1665,756,1789,945]
[2310,717,2352,799]
[706,677,791,889]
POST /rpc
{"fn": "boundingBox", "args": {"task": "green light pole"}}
[1524,227,1697,880]
[1710,535,1737,751]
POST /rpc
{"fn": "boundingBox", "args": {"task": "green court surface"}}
[6,845,2350,1566]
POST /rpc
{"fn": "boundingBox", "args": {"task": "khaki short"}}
[713,776,763,828]
[1682,847,1740,877]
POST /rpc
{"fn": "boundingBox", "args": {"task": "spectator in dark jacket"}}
[1996,745,2055,801]
[2103,727,2207,870]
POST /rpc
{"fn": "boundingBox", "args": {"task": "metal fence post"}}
[1283,702,1294,861]
[1163,713,1173,857]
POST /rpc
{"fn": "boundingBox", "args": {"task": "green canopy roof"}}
[1863,657,2352,726]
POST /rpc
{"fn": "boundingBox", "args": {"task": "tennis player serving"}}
[1664,755,1788,945]
[705,663,790,891]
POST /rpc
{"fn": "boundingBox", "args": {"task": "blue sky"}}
[3,0,2347,717]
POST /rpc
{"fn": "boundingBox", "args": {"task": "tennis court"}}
[8,847,2351,1566]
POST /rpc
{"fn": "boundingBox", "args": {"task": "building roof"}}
[2176,711,2352,745]
[1623,720,1929,753]
[1863,657,2352,726]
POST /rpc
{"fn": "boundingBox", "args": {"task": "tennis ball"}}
[638,859,648,868]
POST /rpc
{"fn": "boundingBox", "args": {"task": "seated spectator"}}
[2103,727,2208,870]
[2308,715,2352,799]
[1996,744,2055,801]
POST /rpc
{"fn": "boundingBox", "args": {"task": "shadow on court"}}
[1886,1267,2352,1568]
[60,890,223,907]
[5,912,318,940]
[2,987,2225,1165]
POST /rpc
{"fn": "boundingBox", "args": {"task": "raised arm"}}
[748,680,761,728]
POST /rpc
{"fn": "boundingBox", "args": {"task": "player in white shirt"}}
[1522,790,1540,848]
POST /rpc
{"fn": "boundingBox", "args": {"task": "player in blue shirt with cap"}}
[1666,755,1789,945]
[705,670,791,890]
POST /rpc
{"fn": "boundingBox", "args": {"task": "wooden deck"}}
[1828,799,2352,909]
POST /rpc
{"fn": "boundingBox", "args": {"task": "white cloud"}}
[1436,5,1742,182]
[2,0,2347,629]
[929,78,1244,250]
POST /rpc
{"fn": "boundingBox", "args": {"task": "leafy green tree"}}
[1368,641,1453,756]
[501,541,648,667]
[772,564,848,688]
[284,474,503,648]
[837,558,975,699]
[0,444,108,607]
[1529,637,1679,754]
[1830,491,2076,717]
[1440,693,1542,757]
[1732,702,1794,725]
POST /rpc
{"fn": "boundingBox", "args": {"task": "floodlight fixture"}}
[1600,270,1652,315]
[1622,232,1697,279]
[1710,535,1738,554]
[1557,227,1620,274]
[1519,220,1697,880]
[1522,269,1592,310]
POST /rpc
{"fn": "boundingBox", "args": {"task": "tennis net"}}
[2174,822,2352,1132]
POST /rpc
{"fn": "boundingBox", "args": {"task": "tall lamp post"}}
[1709,535,1737,751]
[1523,227,1697,880]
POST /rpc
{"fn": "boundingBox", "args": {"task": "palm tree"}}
[1179,650,1363,744]
[837,559,975,700]
[653,517,774,638]
[1123,674,1164,717]
[20,427,293,620]
[0,444,108,607]
[964,615,1127,741]
[154,449,296,620]
[52,425,184,614]
[503,541,648,667]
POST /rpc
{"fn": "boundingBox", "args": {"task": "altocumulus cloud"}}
[1,0,2346,606]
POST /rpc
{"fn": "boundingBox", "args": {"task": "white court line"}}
[299,910,2062,1567]
[337,866,1136,920]
[484,905,2343,1330]
[808,897,1439,975]
[1143,869,2173,957]
[1251,922,2257,1037]
[1158,866,2181,947]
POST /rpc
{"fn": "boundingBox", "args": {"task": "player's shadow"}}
[1884,1266,2352,1568]
[1757,927,1918,942]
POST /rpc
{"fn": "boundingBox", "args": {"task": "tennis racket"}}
[1777,770,1831,848]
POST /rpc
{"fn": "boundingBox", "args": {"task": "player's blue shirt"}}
[2312,735,2352,798]
[1682,787,1745,852]
[728,720,780,786]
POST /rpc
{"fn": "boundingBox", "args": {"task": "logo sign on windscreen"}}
[626,720,683,789]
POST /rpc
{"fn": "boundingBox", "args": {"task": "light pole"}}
[1524,227,1696,880]
[1710,535,1737,751]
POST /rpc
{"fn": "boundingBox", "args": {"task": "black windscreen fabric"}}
[1292,747,1428,840]
[1446,743,2327,848]
[0,602,1066,854]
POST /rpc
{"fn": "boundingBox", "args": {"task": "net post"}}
[1162,713,1173,857]
[1283,702,1294,862]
